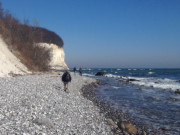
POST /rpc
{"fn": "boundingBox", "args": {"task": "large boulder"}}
[95,72,106,76]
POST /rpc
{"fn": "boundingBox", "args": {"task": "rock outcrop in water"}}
[95,72,106,76]
[175,89,180,94]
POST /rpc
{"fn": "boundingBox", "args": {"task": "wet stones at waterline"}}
[117,121,137,134]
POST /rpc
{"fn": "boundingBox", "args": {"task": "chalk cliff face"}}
[37,43,68,70]
[0,36,68,77]
[0,37,30,77]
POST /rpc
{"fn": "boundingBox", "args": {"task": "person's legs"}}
[64,82,69,93]
[66,83,69,92]
[64,83,66,91]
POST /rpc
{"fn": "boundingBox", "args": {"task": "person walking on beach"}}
[79,68,82,76]
[73,67,77,75]
[62,71,71,93]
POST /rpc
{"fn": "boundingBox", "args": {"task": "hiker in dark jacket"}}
[79,68,82,76]
[62,71,71,93]
[73,67,77,75]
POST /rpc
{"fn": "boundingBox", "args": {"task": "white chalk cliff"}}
[37,43,68,70]
[0,37,68,77]
[0,37,30,77]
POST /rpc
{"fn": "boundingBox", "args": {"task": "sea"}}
[73,68,180,134]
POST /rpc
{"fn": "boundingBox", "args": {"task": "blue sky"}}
[1,0,180,68]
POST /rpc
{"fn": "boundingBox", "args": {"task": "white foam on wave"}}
[105,74,121,78]
[104,73,180,91]
[117,69,121,70]
[112,86,121,89]
[130,77,180,91]
[148,72,154,75]
[105,73,128,79]
[83,73,95,77]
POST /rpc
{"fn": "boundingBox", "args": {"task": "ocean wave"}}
[148,72,154,75]
[105,74,121,78]
[83,73,95,77]
[104,73,180,91]
[112,86,121,89]
[130,77,180,91]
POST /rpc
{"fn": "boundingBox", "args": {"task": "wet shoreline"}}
[81,79,158,135]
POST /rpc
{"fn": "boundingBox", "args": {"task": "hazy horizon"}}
[1,0,180,68]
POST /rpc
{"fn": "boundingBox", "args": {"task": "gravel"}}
[0,73,113,135]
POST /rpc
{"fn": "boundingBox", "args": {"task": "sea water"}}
[77,68,180,134]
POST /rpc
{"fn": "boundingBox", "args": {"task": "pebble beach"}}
[0,73,114,135]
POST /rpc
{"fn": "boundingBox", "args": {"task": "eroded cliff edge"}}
[0,36,68,77]
[37,43,68,70]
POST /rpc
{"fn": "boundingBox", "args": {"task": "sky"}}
[1,0,180,68]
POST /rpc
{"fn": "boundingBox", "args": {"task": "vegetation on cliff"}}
[0,2,63,71]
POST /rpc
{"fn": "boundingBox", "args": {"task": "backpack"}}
[62,71,71,82]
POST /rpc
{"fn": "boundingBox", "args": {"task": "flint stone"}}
[106,119,116,126]
[117,121,137,134]
[33,117,53,128]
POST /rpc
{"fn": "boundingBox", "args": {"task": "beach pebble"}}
[23,133,31,135]
[33,117,54,128]
[117,121,137,134]
[114,128,121,134]
[106,119,116,126]
[0,73,113,134]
